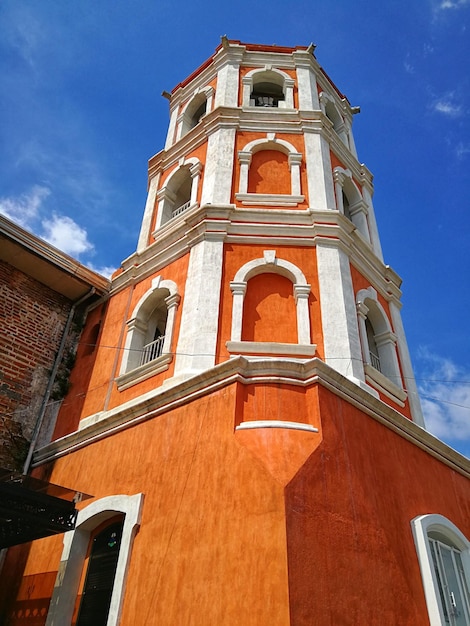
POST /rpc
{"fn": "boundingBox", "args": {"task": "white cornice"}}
[32,356,470,479]
[110,204,401,301]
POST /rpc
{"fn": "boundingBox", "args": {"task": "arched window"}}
[117,276,180,390]
[333,167,371,242]
[356,287,406,402]
[154,158,203,228]
[242,67,295,109]
[319,91,350,147]
[236,135,303,207]
[412,514,470,626]
[46,494,143,626]
[227,250,315,357]
[176,87,214,140]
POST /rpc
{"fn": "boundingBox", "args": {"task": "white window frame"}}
[175,86,214,141]
[154,158,203,229]
[333,167,371,242]
[356,287,406,403]
[226,250,315,357]
[46,493,144,626]
[117,276,180,390]
[411,514,470,626]
[242,66,295,109]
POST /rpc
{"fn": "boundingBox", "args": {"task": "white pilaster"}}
[362,186,384,261]
[137,173,160,253]
[173,236,225,378]
[201,126,237,204]
[214,48,243,108]
[294,53,320,111]
[389,301,425,426]
[316,242,365,381]
[303,132,336,210]
[165,106,179,149]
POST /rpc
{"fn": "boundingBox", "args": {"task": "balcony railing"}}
[171,200,191,219]
[369,351,381,372]
[140,335,165,366]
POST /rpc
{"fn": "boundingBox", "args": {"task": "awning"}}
[0,469,91,548]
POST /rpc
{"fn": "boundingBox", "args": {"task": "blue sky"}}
[0,0,469,457]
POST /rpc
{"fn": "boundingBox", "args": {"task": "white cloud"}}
[456,142,470,158]
[41,214,94,257]
[0,185,50,228]
[430,91,464,117]
[432,98,462,117]
[437,0,470,9]
[417,350,470,455]
[86,263,117,279]
[0,187,96,259]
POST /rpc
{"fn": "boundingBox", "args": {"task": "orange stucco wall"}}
[285,385,470,625]
[247,150,290,195]
[3,380,468,625]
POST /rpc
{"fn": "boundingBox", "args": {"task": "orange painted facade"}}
[1,40,469,626]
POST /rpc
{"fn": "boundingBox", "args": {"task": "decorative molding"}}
[236,420,318,432]
[32,357,470,481]
[226,341,317,357]
[235,193,305,206]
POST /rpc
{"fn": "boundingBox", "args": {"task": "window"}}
[176,87,213,140]
[117,276,180,390]
[236,136,303,207]
[154,158,203,228]
[46,494,143,626]
[242,67,295,109]
[412,514,470,626]
[226,250,316,357]
[333,167,371,242]
[356,287,406,402]
[319,91,350,147]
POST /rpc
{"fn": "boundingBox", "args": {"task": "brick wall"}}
[0,261,72,470]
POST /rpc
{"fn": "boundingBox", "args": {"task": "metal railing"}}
[369,351,381,372]
[140,335,165,366]
[171,200,191,219]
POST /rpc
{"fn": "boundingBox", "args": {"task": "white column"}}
[201,126,237,205]
[137,173,160,253]
[316,242,365,381]
[242,76,252,107]
[238,152,252,194]
[162,293,181,354]
[284,78,295,109]
[189,162,203,206]
[173,235,225,378]
[303,131,336,210]
[288,153,302,196]
[389,301,425,426]
[293,284,311,344]
[356,301,370,365]
[362,186,384,261]
[229,282,247,341]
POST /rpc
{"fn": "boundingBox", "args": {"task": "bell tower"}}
[119,37,423,425]
[5,40,470,626]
